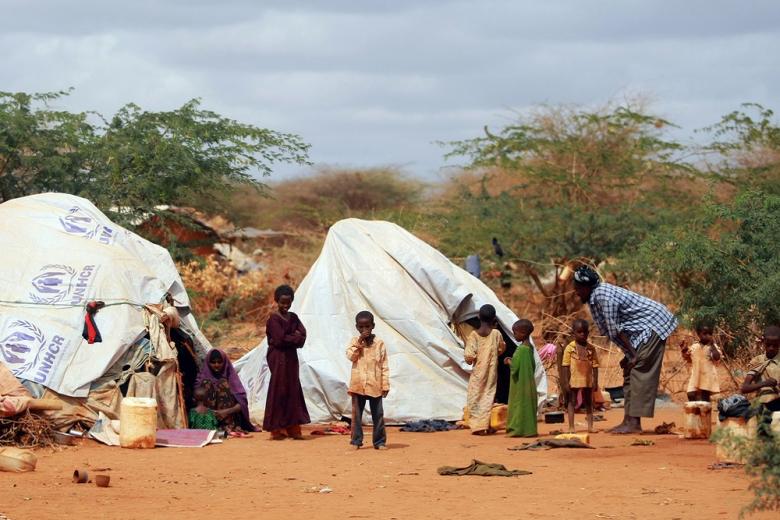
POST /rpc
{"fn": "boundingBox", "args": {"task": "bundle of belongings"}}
[0,194,211,443]
[717,394,754,421]
[1,363,33,418]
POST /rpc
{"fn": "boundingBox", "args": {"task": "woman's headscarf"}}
[573,266,600,287]
[195,349,256,431]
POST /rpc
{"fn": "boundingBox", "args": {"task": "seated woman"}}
[195,349,256,435]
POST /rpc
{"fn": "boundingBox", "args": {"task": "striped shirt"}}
[588,283,677,350]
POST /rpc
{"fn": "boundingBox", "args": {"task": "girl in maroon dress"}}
[263,284,310,439]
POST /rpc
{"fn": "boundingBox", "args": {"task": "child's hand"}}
[504,357,512,365]
[763,378,778,389]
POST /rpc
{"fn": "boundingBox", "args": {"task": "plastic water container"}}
[120,397,157,449]
[715,416,757,463]
[555,432,590,444]
[490,404,507,430]
[0,447,37,472]
[683,401,712,439]
[772,412,780,436]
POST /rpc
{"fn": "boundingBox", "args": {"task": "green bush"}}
[712,427,780,516]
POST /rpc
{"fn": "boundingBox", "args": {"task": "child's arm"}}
[464,335,477,365]
[709,345,722,363]
[680,340,692,364]
[381,341,390,397]
[561,366,571,395]
[285,317,307,348]
[561,345,572,394]
[591,346,600,389]
[741,372,777,394]
[346,339,363,362]
[497,336,506,357]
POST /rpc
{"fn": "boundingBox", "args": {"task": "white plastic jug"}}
[119,397,157,449]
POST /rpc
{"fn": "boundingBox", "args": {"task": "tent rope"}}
[0,299,146,310]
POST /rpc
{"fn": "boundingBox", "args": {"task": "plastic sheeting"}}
[235,219,547,424]
[0,193,210,397]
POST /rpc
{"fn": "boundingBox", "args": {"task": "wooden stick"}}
[26,399,63,411]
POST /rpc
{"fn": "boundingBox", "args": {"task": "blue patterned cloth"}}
[588,283,678,350]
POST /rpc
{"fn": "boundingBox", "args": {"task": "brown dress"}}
[262,312,311,431]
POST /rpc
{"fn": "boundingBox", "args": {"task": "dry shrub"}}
[226,166,426,231]
[179,256,269,321]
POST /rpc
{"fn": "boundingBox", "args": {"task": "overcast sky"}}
[2,1,779,180]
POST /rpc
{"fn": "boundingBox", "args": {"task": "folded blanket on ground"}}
[509,438,594,451]
[400,419,457,432]
[437,459,531,477]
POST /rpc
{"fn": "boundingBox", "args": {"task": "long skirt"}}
[506,345,538,437]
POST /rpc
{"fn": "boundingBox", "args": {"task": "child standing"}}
[561,319,599,433]
[346,311,389,450]
[505,319,538,437]
[263,285,310,440]
[464,304,506,435]
[681,322,722,402]
[188,386,219,430]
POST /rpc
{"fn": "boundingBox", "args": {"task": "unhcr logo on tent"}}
[59,206,116,245]
[29,264,98,306]
[0,320,66,383]
[30,264,76,304]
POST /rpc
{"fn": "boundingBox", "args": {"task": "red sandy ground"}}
[1,407,773,520]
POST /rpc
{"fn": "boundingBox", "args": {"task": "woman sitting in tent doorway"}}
[195,349,255,436]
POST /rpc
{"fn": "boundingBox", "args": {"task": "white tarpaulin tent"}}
[0,193,209,397]
[235,218,547,423]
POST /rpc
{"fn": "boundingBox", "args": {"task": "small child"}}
[681,322,722,402]
[188,386,219,430]
[740,325,780,436]
[561,319,599,433]
[346,311,389,450]
[504,319,538,437]
[464,304,506,435]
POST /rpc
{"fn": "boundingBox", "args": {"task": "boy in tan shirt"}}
[346,310,389,450]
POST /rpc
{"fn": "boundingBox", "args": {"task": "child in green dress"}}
[505,319,538,437]
[189,386,219,430]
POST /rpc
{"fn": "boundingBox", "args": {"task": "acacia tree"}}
[0,90,310,223]
[635,104,780,349]
[442,102,699,337]
[701,103,780,195]
[0,90,93,201]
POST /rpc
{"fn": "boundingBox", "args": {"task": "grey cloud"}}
[1,1,779,179]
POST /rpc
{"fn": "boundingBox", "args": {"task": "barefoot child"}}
[263,285,310,440]
[464,304,506,435]
[188,386,219,430]
[505,319,538,437]
[740,325,780,436]
[346,311,389,450]
[562,319,599,433]
[681,322,722,402]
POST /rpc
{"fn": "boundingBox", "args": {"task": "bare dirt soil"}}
[1,407,772,520]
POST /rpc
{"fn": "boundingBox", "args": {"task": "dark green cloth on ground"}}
[189,408,219,430]
[506,343,538,437]
[437,459,531,477]
[508,438,594,451]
